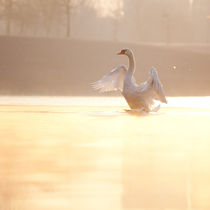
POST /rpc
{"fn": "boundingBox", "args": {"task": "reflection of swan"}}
[92,49,167,113]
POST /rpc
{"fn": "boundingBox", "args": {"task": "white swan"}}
[92,49,167,113]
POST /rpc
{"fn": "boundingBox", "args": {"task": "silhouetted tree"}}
[0,0,14,35]
[15,0,38,35]
[58,0,85,38]
[36,0,60,36]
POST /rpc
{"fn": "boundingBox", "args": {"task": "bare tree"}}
[58,0,85,38]
[0,0,80,37]
[15,0,37,35]
[14,0,63,37]
[36,0,60,36]
[0,0,14,35]
[0,0,39,36]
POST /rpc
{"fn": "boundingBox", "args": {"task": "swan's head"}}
[117,49,133,56]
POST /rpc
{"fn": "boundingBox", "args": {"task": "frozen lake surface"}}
[0,96,210,210]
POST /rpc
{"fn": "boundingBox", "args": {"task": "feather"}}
[91,65,127,92]
[141,67,167,104]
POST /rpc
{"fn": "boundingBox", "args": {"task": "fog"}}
[0,1,210,96]
[0,36,210,96]
[1,1,210,210]
[1,0,210,44]
[1,97,210,210]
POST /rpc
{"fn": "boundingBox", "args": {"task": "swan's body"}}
[92,49,167,112]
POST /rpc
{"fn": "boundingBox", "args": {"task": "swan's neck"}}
[127,53,135,76]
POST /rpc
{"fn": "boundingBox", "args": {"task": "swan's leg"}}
[138,107,148,114]
[127,108,148,115]
[151,104,160,112]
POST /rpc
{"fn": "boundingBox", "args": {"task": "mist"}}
[0,0,209,96]
[0,0,210,96]
[1,1,210,210]
[1,0,210,43]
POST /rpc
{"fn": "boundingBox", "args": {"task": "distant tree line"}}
[0,0,85,37]
[1,0,209,44]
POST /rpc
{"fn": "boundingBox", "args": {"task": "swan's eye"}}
[121,50,126,54]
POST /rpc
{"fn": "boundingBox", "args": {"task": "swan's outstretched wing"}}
[140,67,167,104]
[92,65,127,92]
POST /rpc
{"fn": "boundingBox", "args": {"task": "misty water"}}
[1,96,210,210]
[1,95,210,107]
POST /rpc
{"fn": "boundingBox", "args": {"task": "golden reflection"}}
[0,99,210,209]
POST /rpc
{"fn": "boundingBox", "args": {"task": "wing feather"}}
[140,67,167,104]
[91,65,127,92]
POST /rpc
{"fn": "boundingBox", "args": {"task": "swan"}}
[92,49,167,113]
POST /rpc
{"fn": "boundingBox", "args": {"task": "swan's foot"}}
[138,108,148,115]
[125,108,148,115]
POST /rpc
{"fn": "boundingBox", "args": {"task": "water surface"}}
[0,96,210,210]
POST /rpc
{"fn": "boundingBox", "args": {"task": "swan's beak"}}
[117,49,126,55]
[117,51,124,55]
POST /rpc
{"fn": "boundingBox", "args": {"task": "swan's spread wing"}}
[92,65,127,92]
[140,67,167,104]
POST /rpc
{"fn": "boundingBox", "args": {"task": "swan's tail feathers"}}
[91,65,127,93]
[150,67,167,104]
